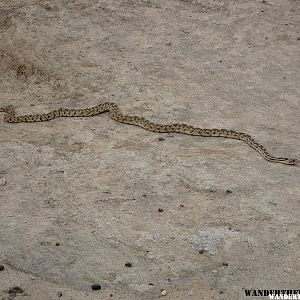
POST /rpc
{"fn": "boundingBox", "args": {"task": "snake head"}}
[1,105,14,112]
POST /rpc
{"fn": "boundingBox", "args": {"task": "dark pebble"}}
[9,287,24,294]
[226,189,232,194]
[222,262,229,267]
[158,208,164,212]
[297,37,300,40]
[219,291,224,294]
[125,262,132,267]
[158,137,166,141]
[55,242,60,246]
[149,283,154,286]
[199,249,205,254]
[179,204,184,207]
[57,291,63,297]
[0,265,4,271]
[91,284,102,290]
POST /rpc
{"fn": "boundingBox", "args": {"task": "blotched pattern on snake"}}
[0,103,297,165]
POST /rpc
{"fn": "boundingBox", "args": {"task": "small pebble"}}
[55,242,60,246]
[57,291,62,297]
[219,291,223,294]
[161,289,167,296]
[179,204,184,207]
[199,249,205,254]
[125,262,132,267]
[222,262,229,267]
[0,178,6,186]
[0,265,4,271]
[158,208,164,212]
[297,37,300,40]
[158,137,166,141]
[149,283,154,286]
[209,188,217,193]
[226,189,232,194]
[91,284,102,290]
[166,41,172,46]
[9,287,24,294]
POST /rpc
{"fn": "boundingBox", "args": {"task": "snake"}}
[0,102,297,165]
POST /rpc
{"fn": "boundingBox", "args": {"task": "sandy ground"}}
[0,0,299,299]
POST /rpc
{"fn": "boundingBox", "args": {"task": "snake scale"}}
[0,102,297,165]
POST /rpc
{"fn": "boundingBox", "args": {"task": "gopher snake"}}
[0,102,297,165]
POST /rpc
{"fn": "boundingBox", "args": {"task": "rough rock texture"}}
[0,1,299,299]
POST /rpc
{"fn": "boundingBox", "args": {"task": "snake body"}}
[0,102,297,165]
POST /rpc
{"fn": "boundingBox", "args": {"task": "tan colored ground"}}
[0,1,299,299]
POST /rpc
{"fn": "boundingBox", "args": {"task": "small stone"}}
[158,208,164,212]
[222,262,229,267]
[209,186,217,193]
[158,137,166,141]
[0,178,6,186]
[161,289,167,296]
[179,204,184,207]
[297,37,300,40]
[149,283,154,286]
[9,287,24,294]
[199,249,205,254]
[57,291,63,297]
[125,262,132,267]
[91,284,102,290]
[55,242,60,246]
[219,291,223,294]
[226,189,232,194]
[0,265,4,271]
[166,41,172,46]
